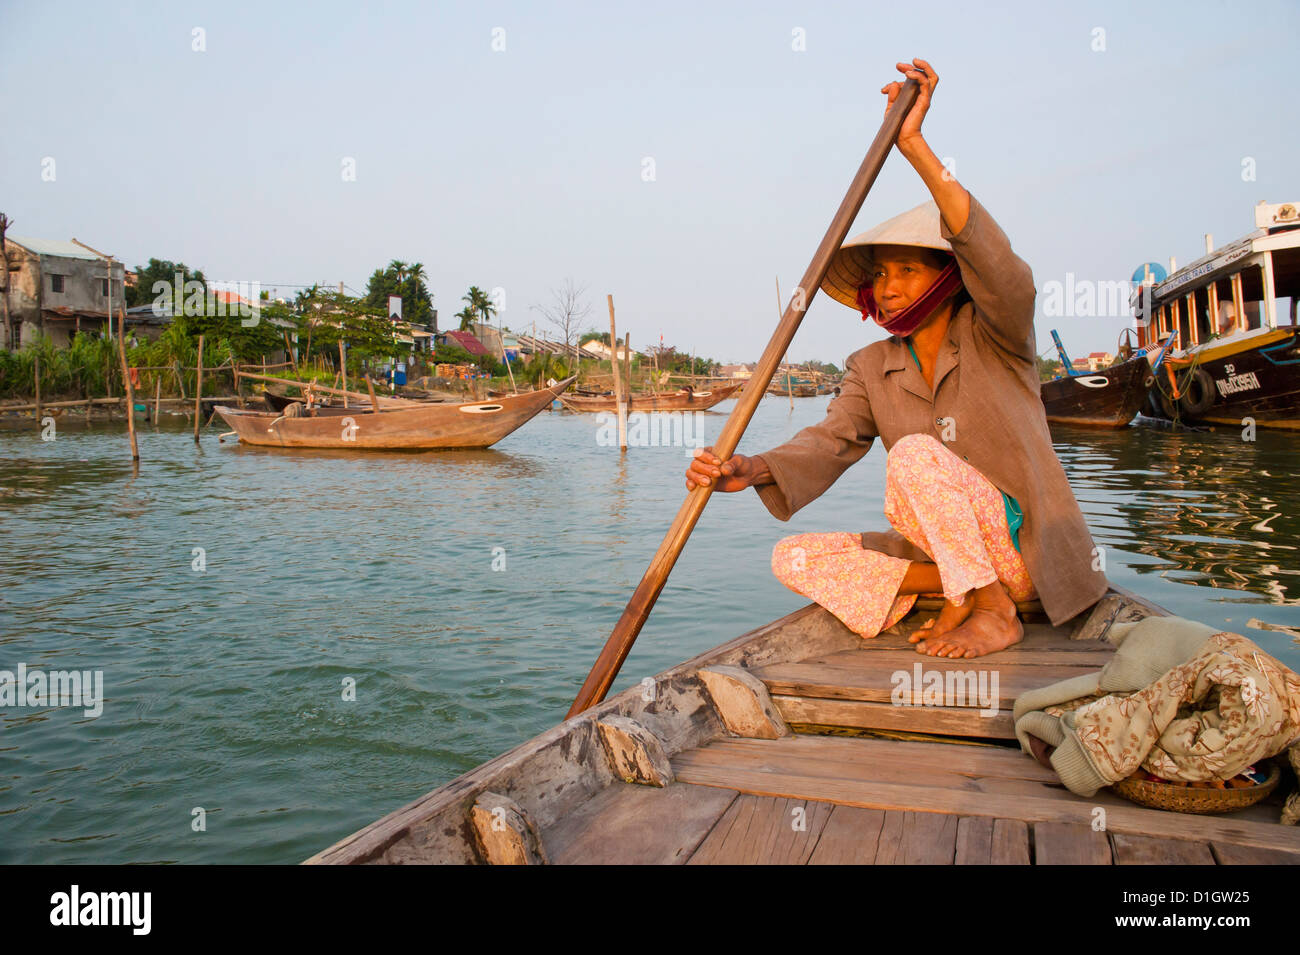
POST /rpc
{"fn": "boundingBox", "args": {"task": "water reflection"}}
[1052,423,1300,606]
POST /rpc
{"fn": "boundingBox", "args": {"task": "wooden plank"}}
[872,810,908,864]
[901,811,959,864]
[546,782,739,865]
[774,695,1015,739]
[856,622,1110,654]
[1034,822,1112,864]
[992,819,1031,865]
[763,797,836,864]
[686,794,832,865]
[1211,843,1300,865]
[801,646,1115,668]
[670,755,1300,853]
[755,659,1098,709]
[678,741,1071,801]
[955,815,993,863]
[806,806,886,864]
[703,734,1061,783]
[1111,832,1215,865]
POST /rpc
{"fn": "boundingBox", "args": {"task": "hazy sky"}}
[3,0,1296,365]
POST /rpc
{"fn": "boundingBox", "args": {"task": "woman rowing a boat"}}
[685,58,1108,658]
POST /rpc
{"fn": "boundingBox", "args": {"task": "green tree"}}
[462,286,496,328]
[364,260,433,325]
[127,258,207,308]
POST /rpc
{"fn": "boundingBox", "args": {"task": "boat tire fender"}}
[1178,368,1216,418]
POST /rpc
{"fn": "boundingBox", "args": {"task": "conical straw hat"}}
[821,200,952,310]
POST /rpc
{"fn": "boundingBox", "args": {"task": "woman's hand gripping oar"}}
[566,77,923,718]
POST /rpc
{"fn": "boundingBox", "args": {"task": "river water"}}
[1,400,1297,863]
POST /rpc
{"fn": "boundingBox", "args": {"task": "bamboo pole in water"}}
[777,276,793,410]
[154,376,161,423]
[623,332,632,399]
[607,295,626,451]
[118,304,139,462]
[339,340,348,409]
[566,79,922,716]
[33,350,41,424]
[193,335,204,442]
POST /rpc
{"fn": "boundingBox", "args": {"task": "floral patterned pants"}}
[770,433,1037,638]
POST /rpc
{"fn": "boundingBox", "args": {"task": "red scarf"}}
[856,258,963,337]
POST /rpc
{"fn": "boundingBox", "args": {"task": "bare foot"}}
[908,596,974,646]
[915,582,1023,658]
[1026,734,1056,770]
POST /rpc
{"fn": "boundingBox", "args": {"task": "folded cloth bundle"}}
[1013,615,1300,809]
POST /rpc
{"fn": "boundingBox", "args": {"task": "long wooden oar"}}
[567,78,921,717]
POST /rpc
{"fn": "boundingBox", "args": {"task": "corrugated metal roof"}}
[444,330,488,355]
[6,236,115,261]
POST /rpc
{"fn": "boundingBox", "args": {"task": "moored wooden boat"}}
[1132,200,1300,429]
[217,377,574,450]
[769,382,819,397]
[306,584,1300,865]
[559,381,742,413]
[1040,355,1154,428]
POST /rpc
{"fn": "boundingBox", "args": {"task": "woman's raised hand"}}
[880,57,937,148]
[686,447,760,492]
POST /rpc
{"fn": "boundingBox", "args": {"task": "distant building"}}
[580,339,638,362]
[718,363,755,379]
[441,329,489,356]
[3,237,125,348]
[1085,351,1114,371]
[515,333,585,361]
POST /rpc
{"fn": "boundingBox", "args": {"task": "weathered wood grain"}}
[469,792,548,865]
[697,665,791,739]
[755,658,1098,708]
[1111,832,1215,865]
[1211,843,1300,865]
[670,737,1300,854]
[773,695,1015,739]
[992,819,1032,865]
[806,806,887,864]
[547,783,738,864]
[687,794,833,865]
[1033,822,1112,865]
[596,715,673,786]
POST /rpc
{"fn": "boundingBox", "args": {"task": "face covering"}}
[856,256,963,337]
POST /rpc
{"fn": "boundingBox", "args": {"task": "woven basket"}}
[1110,763,1281,814]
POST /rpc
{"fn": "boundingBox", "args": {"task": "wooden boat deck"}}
[544,605,1300,865]
[548,735,1297,864]
[308,589,1300,865]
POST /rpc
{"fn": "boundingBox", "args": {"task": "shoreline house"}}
[718,363,755,379]
[579,339,639,363]
[2,237,125,348]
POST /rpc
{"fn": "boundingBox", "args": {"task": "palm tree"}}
[406,262,427,286]
[388,260,409,282]
[463,286,496,326]
[455,305,477,332]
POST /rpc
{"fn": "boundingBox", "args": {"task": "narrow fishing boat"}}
[1133,200,1300,429]
[559,382,742,413]
[769,381,819,398]
[216,376,574,450]
[306,585,1300,865]
[1038,330,1156,428]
